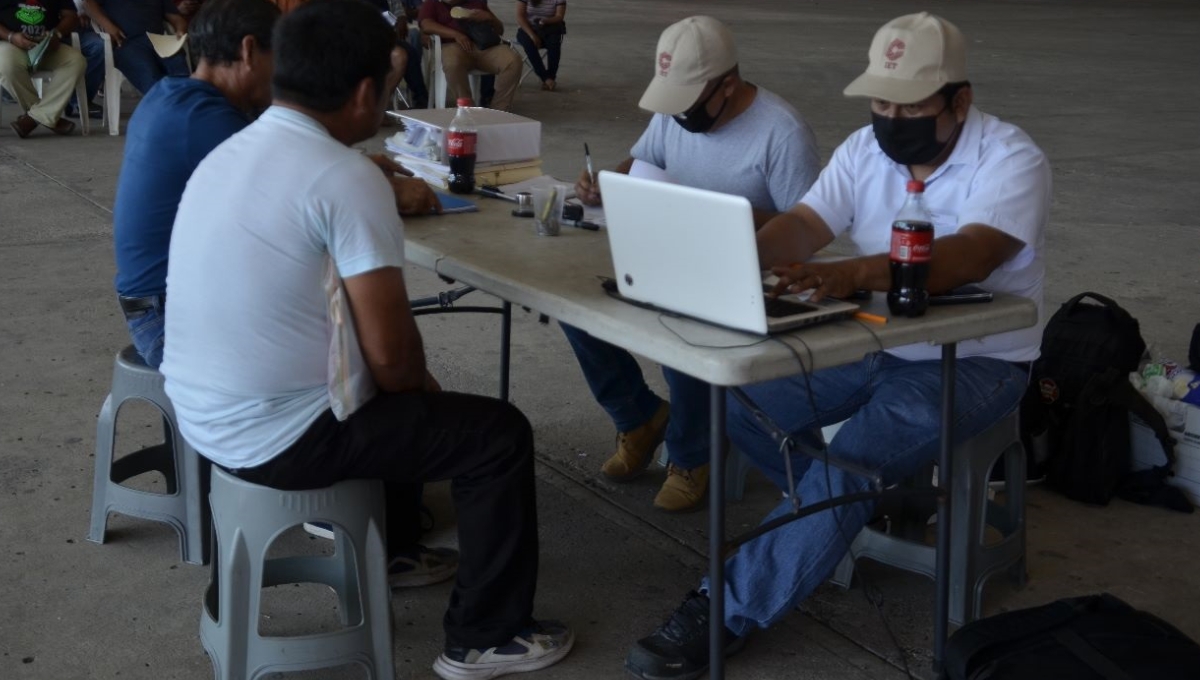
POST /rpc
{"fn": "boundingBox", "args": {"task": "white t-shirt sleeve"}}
[799,133,862,237]
[312,155,406,279]
[957,140,1051,271]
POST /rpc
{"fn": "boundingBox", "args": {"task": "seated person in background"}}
[569,16,821,513]
[418,0,519,111]
[80,0,189,95]
[379,0,428,108]
[514,0,564,91]
[161,2,573,676]
[65,0,105,120]
[0,0,86,137]
[625,13,1051,679]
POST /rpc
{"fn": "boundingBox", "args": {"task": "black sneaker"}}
[625,591,745,680]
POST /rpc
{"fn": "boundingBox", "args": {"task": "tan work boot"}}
[654,463,710,513]
[600,401,670,481]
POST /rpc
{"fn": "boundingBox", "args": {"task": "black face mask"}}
[872,107,955,166]
[673,83,728,134]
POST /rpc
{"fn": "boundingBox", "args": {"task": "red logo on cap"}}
[658,52,672,76]
[885,38,905,62]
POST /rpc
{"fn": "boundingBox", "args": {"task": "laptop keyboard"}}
[763,296,819,318]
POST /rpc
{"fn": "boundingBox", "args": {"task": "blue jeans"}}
[77,30,105,103]
[560,323,710,469]
[516,27,563,82]
[108,33,189,95]
[124,301,165,369]
[397,39,427,104]
[704,351,1027,637]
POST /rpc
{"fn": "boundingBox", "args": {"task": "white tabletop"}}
[403,199,1038,386]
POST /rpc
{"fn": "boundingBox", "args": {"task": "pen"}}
[854,311,888,325]
[584,142,596,187]
[567,220,601,231]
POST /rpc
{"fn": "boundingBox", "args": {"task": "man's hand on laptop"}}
[575,168,602,206]
[770,262,859,303]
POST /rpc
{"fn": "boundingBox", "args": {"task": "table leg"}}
[933,342,957,676]
[709,384,727,680]
[500,301,512,401]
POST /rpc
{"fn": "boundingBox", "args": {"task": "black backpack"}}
[941,593,1200,680]
[1025,292,1191,511]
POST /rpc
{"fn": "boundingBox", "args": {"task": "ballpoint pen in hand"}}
[584,142,596,186]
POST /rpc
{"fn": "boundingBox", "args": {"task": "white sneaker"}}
[433,620,575,679]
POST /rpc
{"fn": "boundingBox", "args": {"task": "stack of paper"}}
[392,153,544,191]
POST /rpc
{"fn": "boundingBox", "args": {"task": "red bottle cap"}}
[456,97,473,107]
[906,179,925,193]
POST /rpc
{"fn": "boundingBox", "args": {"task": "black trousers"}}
[227,390,539,649]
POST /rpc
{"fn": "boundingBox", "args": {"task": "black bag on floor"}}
[941,593,1200,680]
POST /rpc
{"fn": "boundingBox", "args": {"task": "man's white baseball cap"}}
[638,16,738,115]
[843,12,967,104]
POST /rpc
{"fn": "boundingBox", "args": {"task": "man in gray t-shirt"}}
[567,15,821,513]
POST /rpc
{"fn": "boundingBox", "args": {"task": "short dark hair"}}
[272,0,397,113]
[187,0,280,66]
[939,80,971,103]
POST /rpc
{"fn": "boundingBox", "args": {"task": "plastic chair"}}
[0,33,90,135]
[200,467,394,680]
[94,24,189,136]
[88,345,210,565]
[828,410,1028,627]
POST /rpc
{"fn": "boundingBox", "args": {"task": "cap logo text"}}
[884,39,905,69]
[658,52,672,76]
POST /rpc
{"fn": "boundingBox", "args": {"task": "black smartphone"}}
[929,285,994,305]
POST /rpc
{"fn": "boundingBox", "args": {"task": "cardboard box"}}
[1130,402,1200,504]
[398,107,540,164]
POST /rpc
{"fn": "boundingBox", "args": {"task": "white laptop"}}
[599,171,859,335]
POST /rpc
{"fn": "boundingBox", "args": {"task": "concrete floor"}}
[2,0,1199,678]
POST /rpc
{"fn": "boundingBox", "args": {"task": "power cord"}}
[770,332,917,680]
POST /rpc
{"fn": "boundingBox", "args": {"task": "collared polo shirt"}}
[800,106,1052,362]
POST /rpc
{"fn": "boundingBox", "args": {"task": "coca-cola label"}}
[889,221,933,263]
[446,130,477,157]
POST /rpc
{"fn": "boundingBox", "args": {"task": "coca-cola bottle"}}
[887,179,934,317]
[446,98,477,194]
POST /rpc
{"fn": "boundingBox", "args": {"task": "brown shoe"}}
[9,114,37,138]
[653,463,709,513]
[600,401,669,481]
[47,118,75,136]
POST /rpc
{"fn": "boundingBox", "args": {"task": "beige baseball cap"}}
[638,16,738,115]
[843,12,967,104]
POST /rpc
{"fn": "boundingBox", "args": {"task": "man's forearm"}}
[53,13,80,37]
[757,210,826,268]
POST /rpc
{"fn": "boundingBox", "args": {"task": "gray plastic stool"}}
[201,467,394,680]
[829,410,1027,627]
[88,345,210,565]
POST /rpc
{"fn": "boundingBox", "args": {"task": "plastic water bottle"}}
[887,179,934,317]
[447,98,477,194]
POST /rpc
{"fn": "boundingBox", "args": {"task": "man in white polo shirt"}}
[162,2,573,677]
[625,12,1051,678]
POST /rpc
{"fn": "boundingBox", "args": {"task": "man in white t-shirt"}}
[568,16,821,513]
[161,2,572,678]
[625,13,1051,679]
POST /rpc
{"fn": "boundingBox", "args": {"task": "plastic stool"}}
[201,467,394,680]
[88,345,210,565]
[829,410,1027,627]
